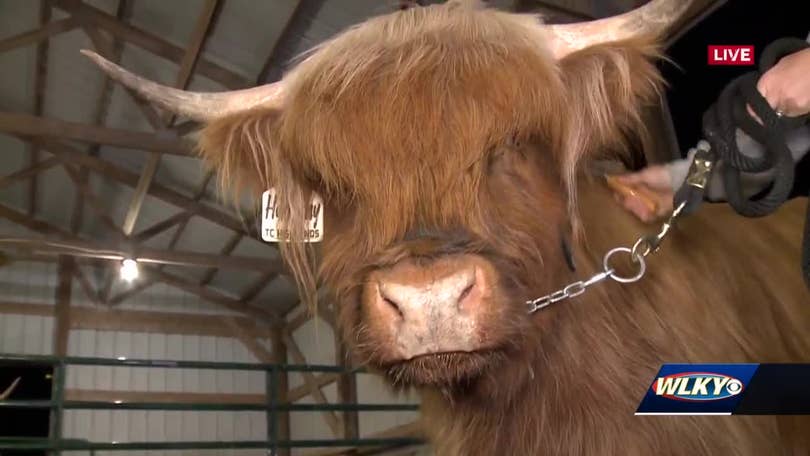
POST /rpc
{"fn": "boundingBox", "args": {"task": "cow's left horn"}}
[545,0,694,58]
[81,50,284,122]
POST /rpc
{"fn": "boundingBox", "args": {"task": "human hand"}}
[606,166,674,223]
[749,47,810,121]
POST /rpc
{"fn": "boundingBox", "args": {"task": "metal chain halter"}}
[526,141,714,314]
[527,201,686,314]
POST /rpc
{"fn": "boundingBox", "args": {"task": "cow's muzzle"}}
[362,254,497,361]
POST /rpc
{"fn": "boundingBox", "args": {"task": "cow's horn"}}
[0,377,20,401]
[80,50,284,122]
[545,0,693,58]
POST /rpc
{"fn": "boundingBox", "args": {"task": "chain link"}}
[526,201,687,314]
[527,269,613,313]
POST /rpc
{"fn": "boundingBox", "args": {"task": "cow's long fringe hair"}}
[198,3,660,309]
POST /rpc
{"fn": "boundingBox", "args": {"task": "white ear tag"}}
[261,188,324,243]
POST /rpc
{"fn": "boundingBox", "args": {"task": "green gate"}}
[0,354,423,454]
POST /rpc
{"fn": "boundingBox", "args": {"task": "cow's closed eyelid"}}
[486,146,527,176]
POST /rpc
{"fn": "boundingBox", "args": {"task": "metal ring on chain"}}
[603,247,646,283]
[775,109,784,118]
[631,236,654,260]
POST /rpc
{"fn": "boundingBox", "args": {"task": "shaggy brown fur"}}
[197,3,810,455]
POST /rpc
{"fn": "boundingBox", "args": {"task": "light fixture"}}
[120,258,139,282]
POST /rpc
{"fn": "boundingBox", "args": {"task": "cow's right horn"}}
[81,50,284,122]
[545,0,694,58]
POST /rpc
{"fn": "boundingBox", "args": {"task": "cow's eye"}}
[487,144,525,175]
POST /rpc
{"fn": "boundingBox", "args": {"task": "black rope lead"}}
[677,38,810,288]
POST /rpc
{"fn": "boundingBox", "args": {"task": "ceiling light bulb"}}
[120,258,139,282]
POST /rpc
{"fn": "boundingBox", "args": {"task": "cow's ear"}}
[197,107,283,200]
[558,37,664,163]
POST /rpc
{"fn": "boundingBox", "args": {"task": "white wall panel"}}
[287,311,423,455]
[57,329,267,456]
[356,373,420,438]
[1,314,25,354]
[0,313,53,355]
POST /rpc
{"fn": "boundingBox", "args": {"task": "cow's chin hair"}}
[380,349,508,390]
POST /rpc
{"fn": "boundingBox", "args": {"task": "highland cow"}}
[84,0,810,454]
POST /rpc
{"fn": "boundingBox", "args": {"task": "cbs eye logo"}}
[726,379,743,396]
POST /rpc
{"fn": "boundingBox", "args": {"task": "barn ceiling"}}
[0,0,701,322]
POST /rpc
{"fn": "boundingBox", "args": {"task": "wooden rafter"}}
[0,235,283,273]
[163,0,222,126]
[107,279,154,305]
[173,120,199,137]
[239,270,278,304]
[54,0,250,89]
[116,0,220,237]
[125,170,216,304]
[0,202,280,326]
[0,202,67,238]
[78,5,172,303]
[175,0,306,288]
[0,156,61,190]
[302,423,424,456]
[98,268,116,306]
[335,334,359,442]
[27,0,52,218]
[0,17,80,55]
[133,211,194,243]
[109,0,221,299]
[270,328,291,456]
[63,164,127,238]
[73,265,103,306]
[255,0,305,84]
[134,169,213,243]
[283,331,344,438]
[0,112,194,156]
[0,301,53,317]
[147,268,280,327]
[65,389,265,405]
[199,231,243,286]
[71,0,134,238]
[27,137,258,237]
[75,307,272,338]
[54,256,74,356]
[0,0,312,339]
[287,373,340,402]
[287,301,337,332]
[121,152,161,236]
[82,16,166,132]
[0,301,271,339]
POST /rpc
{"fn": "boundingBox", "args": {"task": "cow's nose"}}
[365,256,490,360]
[378,268,478,320]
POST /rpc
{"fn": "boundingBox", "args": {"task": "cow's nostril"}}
[458,282,474,302]
[456,271,478,311]
[383,296,404,318]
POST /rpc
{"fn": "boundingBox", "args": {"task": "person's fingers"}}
[753,73,786,121]
[612,173,641,185]
[613,167,667,190]
[623,195,656,223]
[654,194,674,218]
[606,175,669,221]
[606,176,657,213]
[755,51,810,117]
